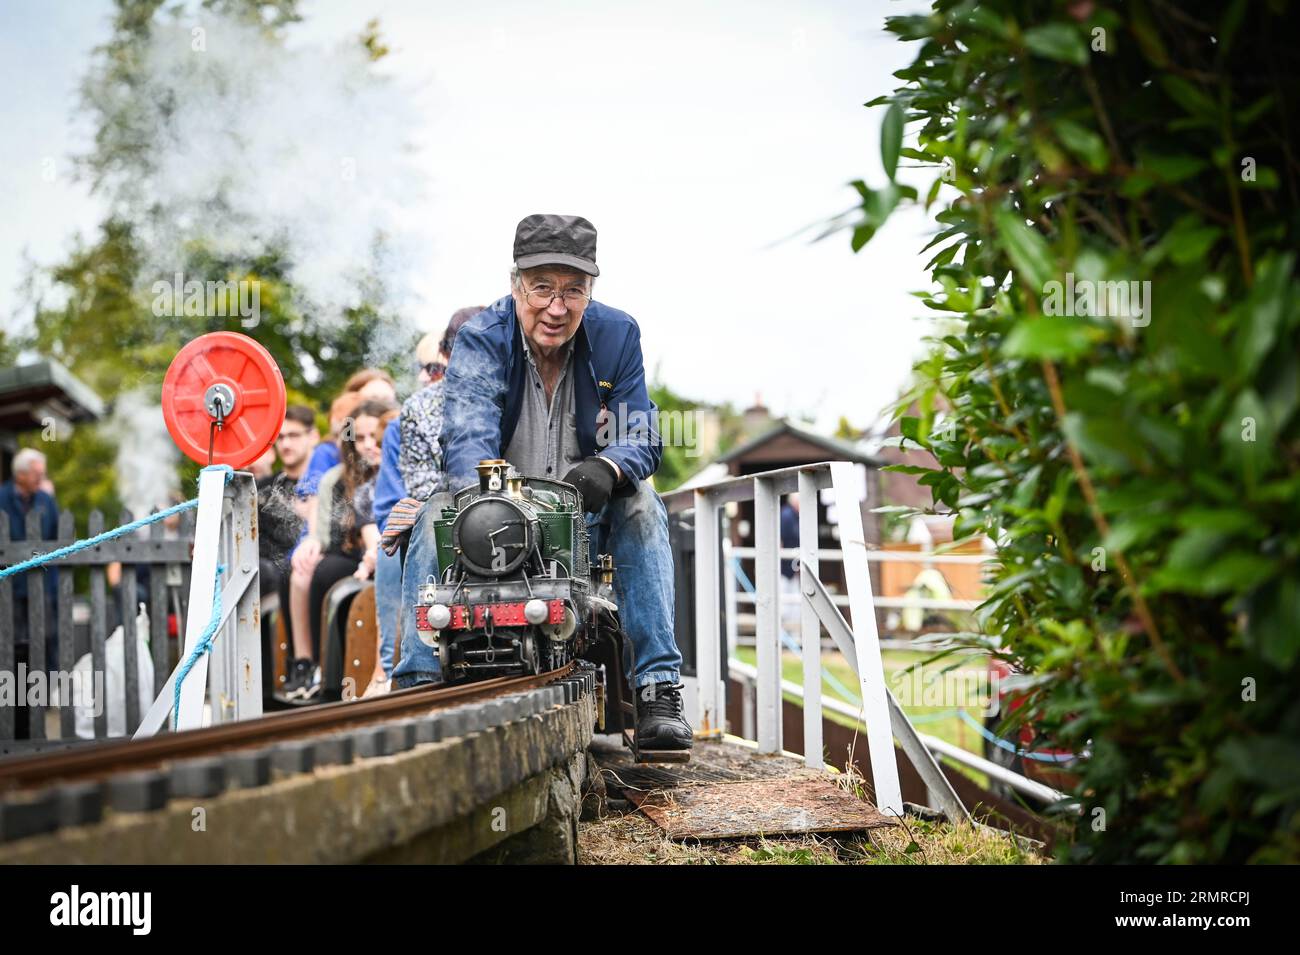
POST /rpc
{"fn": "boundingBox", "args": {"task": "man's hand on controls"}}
[563,456,620,513]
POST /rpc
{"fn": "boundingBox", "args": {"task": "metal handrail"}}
[731,592,982,611]
[728,545,994,565]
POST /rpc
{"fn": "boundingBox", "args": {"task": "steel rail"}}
[0,663,575,792]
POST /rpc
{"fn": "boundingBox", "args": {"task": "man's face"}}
[513,267,591,358]
[276,419,316,469]
[14,459,45,495]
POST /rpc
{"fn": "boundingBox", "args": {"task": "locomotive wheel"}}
[162,331,287,468]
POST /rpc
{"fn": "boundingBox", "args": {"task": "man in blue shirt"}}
[1,446,59,621]
[1,448,60,736]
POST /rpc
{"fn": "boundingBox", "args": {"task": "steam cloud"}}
[111,388,180,519]
[99,12,427,370]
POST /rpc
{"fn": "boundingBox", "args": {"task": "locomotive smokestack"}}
[475,459,509,493]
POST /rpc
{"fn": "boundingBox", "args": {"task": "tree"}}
[847,0,1300,862]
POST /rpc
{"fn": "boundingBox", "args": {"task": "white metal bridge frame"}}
[661,460,1060,823]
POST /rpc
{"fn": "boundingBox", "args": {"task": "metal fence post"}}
[208,472,261,725]
[173,467,228,732]
[798,469,823,769]
[830,461,903,814]
[753,476,782,754]
[692,489,724,736]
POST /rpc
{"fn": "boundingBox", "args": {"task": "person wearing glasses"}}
[255,406,317,697]
[259,404,319,586]
[364,309,484,698]
[389,213,691,751]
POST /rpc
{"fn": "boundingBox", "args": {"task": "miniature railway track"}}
[0,662,576,793]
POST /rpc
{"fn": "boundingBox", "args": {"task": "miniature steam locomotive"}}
[411,459,620,683]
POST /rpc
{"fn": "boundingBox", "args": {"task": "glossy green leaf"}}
[993,207,1056,291]
[1053,119,1108,172]
[881,102,904,181]
[1002,316,1094,360]
[1023,23,1088,65]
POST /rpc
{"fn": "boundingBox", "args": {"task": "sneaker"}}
[283,658,313,700]
[298,665,323,702]
[636,682,693,750]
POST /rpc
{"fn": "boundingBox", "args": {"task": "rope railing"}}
[1,465,236,734]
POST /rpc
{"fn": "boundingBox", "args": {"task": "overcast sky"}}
[0,0,935,433]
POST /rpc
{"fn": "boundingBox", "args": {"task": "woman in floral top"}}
[398,306,483,500]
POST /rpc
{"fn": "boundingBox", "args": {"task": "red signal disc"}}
[161,332,287,468]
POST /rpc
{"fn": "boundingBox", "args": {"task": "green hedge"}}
[848,0,1300,862]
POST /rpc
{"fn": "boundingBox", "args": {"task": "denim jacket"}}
[440,295,661,490]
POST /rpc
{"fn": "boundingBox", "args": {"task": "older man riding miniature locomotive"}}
[390,213,693,754]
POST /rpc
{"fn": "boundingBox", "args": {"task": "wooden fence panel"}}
[149,517,168,696]
[23,510,45,741]
[87,510,109,740]
[0,576,12,740]
[118,510,139,735]
[0,501,226,743]
[57,510,75,738]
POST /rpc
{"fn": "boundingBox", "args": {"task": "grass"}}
[733,646,992,787]
[578,658,1047,865]
[577,810,1042,865]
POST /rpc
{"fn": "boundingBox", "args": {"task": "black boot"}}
[636,682,693,750]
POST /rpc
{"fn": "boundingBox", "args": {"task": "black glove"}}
[563,457,618,513]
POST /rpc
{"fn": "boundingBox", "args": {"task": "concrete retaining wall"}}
[0,687,596,864]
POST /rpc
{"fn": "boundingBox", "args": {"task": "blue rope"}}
[0,463,235,729]
[0,499,196,579]
[173,562,225,729]
[0,464,234,579]
[955,708,1079,763]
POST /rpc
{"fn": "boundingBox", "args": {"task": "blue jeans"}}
[374,547,401,677]
[392,481,682,689]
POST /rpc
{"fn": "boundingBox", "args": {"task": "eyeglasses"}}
[523,284,590,310]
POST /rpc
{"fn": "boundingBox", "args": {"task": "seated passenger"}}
[370,409,408,698]
[366,310,483,698]
[399,306,483,501]
[259,404,317,597]
[295,372,396,502]
[286,397,395,700]
[285,390,364,692]
[391,214,692,750]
